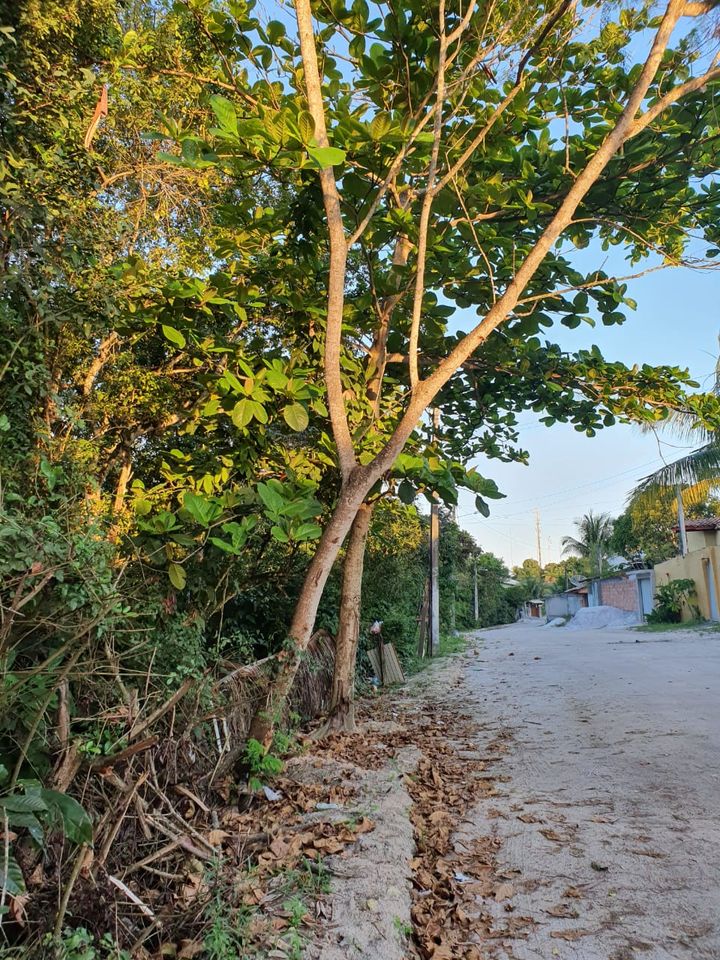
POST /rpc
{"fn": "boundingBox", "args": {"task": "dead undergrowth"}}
[6,643,520,960]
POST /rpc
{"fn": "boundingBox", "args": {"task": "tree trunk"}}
[321,502,374,735]
[113,448,132,515]
[246,476,369,746]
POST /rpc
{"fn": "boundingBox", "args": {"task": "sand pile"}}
[566,605,640,630]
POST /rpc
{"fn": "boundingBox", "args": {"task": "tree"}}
[235,0,720,742]
[561,511,615,578]
[18,0,720,746]
[631,346,720,507]
[611,492,720,565]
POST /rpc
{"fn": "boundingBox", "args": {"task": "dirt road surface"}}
[466,621,720,959]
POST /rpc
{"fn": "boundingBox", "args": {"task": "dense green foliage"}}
[2,0,720,950]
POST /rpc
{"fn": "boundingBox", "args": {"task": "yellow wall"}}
[686,529,720,551]
[654,546,720,621]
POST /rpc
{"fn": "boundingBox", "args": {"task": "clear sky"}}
[455,252,720,568]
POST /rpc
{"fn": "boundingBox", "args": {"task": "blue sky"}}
[455,254,720,567]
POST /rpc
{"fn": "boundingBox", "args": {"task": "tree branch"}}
[294,0,357,480]
[408,0,449,389]
[363,0,688,483]
[627,61,720,139]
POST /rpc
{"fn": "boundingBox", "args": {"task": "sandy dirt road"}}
[463,621,720,960]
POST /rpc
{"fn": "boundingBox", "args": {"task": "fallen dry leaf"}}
[177,941,204,959]
[550,928,594,941]
[206,829,230,846]
[494,883,514,902]
[545,904,580,919]
[540,828,565,843]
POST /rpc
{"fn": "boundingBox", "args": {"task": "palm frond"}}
[639,337,720,444]
[561,536,588,558]
[633,440,720,497]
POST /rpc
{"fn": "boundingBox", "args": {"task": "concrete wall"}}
[546,593,586,619]
[546,595,569,619]
[654,546,720,621]
[686,529,720,551]
[598,577,639,613]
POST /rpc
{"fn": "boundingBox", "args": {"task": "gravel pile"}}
[566,605,640,630]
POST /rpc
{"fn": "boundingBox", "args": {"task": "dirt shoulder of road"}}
[302,643,515,960]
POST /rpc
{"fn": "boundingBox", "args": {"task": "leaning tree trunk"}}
[320,501,374,735]
[246,478,369,746]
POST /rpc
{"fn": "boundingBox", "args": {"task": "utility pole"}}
[429,408,441,655]
[473,556,479,625]
[535,508,543,569]
[677,484,688,557]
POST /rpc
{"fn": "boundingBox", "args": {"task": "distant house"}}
[547,571,653,622]
[524,598,545,619]
[545,584,588,619]
[587,570,654,620]
[654,518,720,621]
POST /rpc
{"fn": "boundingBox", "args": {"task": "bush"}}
[646,578,698,623]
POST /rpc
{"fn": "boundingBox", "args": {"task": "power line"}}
[457,455,666,521]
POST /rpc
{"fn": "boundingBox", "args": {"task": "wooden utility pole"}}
[677,484,688,557]
[429,408,441,655]
[473,557,479,624]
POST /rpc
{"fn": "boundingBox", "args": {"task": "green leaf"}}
[162,325,186,348]
[293,522,322,541]
[39,790,93,845]
[475,496,490,518]
[7,811,43,847]
[270,525,289,543]
[257,481,285,513]
[39,458,62,491]
[266,19,286,42]
[232,399,254,429]
[307,146,346,169]
[398,480,417,504]
[298,111,315,144]
[0,849,25,896]
[265,367,288,391]
[0,794,48,814]
[168,563,186,590]
[247,399,268,424]
[283,403,309,432]
[370,112,391,140]
[209,94,238,134]
[182,491,220,526]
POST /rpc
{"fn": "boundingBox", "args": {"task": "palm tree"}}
[632,345,720,504]
[561,511,614,578]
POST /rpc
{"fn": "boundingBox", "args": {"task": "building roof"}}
[678,517,720,532]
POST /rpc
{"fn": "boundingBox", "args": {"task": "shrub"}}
[646,578,698,623]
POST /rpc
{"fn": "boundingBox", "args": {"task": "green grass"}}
[635,618,719,634]
[438,631,471,656]
[403,630,477,675]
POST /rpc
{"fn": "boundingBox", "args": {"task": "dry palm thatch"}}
[217,630,336,746]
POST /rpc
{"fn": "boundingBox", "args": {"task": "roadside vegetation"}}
[2,0,720,953]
